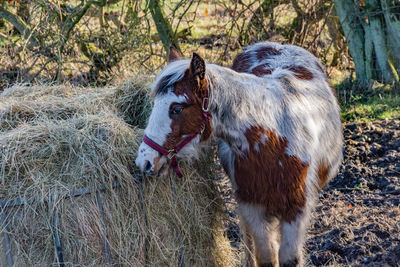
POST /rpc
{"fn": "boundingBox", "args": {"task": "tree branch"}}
[0,6,39,48]
[55,0,107,80]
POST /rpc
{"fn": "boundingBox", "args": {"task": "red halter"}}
[142,95,211,178]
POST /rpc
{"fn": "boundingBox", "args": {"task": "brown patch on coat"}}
[152,156,164,174]
[232,51,252,73]
[256,46,281,60]
[287,65,313,80]
[251,64,273,77]
[234,126,309,222]
[317,161,330,189]
[162,70,212,151]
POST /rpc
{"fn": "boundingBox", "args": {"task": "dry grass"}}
[0,80,238,266]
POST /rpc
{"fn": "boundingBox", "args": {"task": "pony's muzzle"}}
[138,158,168,177]
[136,157,154,175]
[143,160,153,173]
[136,142,168,177]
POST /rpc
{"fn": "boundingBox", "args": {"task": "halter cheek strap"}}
[142,94,211,178]
[142,133,199,178]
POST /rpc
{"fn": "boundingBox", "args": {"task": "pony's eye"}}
[171,106,184,115]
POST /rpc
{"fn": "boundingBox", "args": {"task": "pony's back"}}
[233,42,325,80]
[231,41,342,189]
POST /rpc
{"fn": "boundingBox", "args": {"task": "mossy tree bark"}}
[367,0,396,83]
[149,0,181,57]
[334,0,368,84]
[381,0,400,74]
[334,0,400,85]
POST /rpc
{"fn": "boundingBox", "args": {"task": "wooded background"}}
[0,0,399,88]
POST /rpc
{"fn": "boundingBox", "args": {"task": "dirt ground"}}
[217,119,400,266]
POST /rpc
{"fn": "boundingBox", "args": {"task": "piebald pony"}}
[136,42,343,267]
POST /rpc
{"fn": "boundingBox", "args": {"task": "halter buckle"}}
[202,97,209,112]
[167,149,177,159]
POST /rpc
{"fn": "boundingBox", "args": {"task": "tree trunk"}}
[334,0,368,84]
[381,0,400,73]
[326,9,346,67]
[366,0,397,82]
[362,19,374,80]
[334,0,400,84]
[149,0,181,56]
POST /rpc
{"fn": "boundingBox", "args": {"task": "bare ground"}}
[216,119,400,266]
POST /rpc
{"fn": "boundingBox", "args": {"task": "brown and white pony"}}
[136,42,343,267]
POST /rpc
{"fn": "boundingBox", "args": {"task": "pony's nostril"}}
[144,160,153,173]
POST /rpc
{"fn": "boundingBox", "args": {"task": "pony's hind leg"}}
[278,212,310,267]
[238,202,280,267]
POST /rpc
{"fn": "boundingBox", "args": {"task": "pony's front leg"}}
[238,202,280,267]
[240,219,256,267]
[279,211,310,267]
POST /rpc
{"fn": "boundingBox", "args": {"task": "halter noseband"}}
[142,94,211,178]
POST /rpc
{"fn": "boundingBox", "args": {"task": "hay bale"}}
[1,77,152,129]
[0,82,238,266]
[114,77,152,128]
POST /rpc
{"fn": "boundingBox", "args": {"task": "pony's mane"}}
[152,59,191,96]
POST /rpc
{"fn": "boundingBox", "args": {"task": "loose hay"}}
[0,81,238,266]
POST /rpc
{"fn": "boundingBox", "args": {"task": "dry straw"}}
[0,78,238,266]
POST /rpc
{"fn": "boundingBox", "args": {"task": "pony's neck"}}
[206,64,281,153]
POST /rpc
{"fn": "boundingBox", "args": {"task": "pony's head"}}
[135,48,213,177]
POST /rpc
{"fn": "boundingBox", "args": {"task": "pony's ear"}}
[168,46,182,62]
[190,52,206,81]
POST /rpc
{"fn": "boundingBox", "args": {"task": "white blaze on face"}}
[135,93,186,173]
